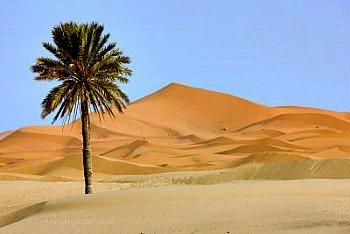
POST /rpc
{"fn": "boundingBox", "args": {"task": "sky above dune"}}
[0,0,349,131]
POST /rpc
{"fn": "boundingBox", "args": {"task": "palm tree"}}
[31,22,132,194]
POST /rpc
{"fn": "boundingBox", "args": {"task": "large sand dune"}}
[1,83,350,232]
[0,83,349,180]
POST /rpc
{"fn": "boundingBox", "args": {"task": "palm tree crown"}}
[32,21,132,123]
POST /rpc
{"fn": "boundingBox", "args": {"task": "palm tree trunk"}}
[81,100,93,194]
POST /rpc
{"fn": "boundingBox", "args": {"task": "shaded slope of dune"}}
[0,131,13,141]
[174,154,350,184]
[101,140,149,158]
[0,130,81,150]
[2,154,165,176]
[237,113,350,133]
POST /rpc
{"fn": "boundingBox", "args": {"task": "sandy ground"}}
[0,179,349,233]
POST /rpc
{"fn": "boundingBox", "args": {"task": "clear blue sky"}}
[0,0,349,132]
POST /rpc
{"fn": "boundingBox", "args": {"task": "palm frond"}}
[41,80,75,119]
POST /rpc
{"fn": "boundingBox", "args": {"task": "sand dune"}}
[117,83,293,138]
[0,83,349,180]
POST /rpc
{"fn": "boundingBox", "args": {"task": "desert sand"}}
[0,83,349,232]
[0,179,349,233]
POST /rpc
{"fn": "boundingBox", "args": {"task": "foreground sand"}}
[0,178,349,233]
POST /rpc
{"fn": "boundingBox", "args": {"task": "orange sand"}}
[0,83,349,180]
